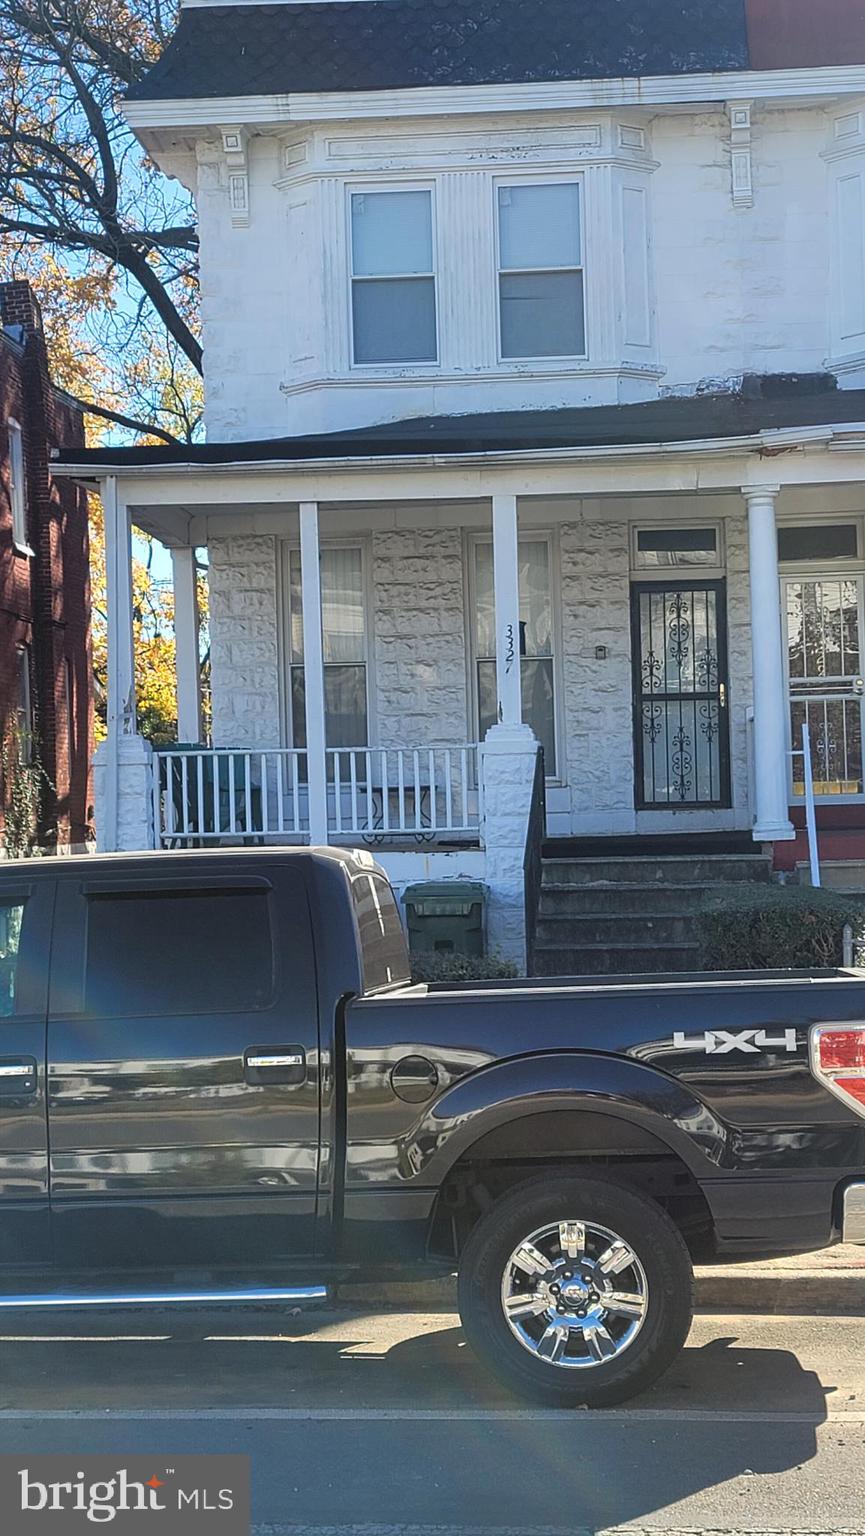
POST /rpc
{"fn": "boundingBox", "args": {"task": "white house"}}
[55,0,865,968]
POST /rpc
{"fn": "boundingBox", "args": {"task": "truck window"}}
[351,871,411,992]
[84,888,275,1017]
[0,902,25,1017]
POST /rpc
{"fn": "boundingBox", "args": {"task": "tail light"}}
[810,1025,865,1118]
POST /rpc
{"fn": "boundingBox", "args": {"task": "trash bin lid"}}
[403,881,487,917]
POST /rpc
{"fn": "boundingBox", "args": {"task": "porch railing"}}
[155,748,310,844]
[327,746,480,840]
[153,744,481,846]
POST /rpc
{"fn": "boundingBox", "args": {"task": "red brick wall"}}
[0,282,93,850]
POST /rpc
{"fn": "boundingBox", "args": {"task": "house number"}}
[505,623,516,674]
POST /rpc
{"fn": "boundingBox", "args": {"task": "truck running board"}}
[0,1284,328,1309]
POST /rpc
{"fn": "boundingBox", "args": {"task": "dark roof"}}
[126,0,750,102]
[55,379,865,469]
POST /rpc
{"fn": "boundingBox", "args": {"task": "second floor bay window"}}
[497,182,585,360]
[350,189,437,365]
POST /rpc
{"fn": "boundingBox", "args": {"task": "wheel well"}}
[429,1110,714,1261]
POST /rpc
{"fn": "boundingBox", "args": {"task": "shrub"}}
[410,950,519,984]
[696,883,865,971]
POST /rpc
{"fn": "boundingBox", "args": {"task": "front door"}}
[785,575,865,796]
[631,580,731,809]
[47,863,321,1272]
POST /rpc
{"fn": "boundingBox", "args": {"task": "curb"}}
[333,1265,865,1315]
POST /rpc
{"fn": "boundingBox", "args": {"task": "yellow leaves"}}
[90,498,209,746]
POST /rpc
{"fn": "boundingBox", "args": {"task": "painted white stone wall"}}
[208,534,282,748]
[176,102,844,443]
[559,518,634,836]
[371,527,469,749]
[653,109,830,390]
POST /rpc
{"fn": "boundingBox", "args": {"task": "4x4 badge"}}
[672,1028,798,1055]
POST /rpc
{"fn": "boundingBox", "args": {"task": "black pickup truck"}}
[1,845,863,1406]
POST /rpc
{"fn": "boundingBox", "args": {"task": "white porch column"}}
[171,547,202,743]
[93,476,154,852]
[482,495,539,972]
[745,484,795,843]
[491,493,526,731]
[299,500,328,845]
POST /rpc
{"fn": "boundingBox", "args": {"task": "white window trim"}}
[6,419,33,558]
[629,519,725,577]
[279,537,375,750]
[776,515,863,569]
[493,174,588,366]
[464,527,565,783]
[347,182,440,371]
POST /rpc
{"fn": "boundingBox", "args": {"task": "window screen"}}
[84,888,275,1016]
[352,871,411,992]
[778,524,858,563]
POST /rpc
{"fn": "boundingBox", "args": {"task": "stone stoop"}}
[532,851,773,976]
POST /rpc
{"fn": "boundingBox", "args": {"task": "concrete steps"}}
[532,849,771,977]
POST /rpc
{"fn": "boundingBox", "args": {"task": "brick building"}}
[0,281,92,851]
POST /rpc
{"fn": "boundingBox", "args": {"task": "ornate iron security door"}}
[631,581,731,809]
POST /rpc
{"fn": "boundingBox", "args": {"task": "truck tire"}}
[457,1170,694,1407]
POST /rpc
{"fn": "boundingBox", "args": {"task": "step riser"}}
[542,857,771,886]
[540,884,716,915]
[536,915,694,945]
[533,946,700,977]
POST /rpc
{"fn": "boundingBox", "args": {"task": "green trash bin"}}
[403,881,487,958]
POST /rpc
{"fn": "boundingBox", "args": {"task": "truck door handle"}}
[244,1048,307,1086]
[0,1058,37,1096]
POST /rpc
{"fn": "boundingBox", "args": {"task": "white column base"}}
[481,727,540,975]
[753,821,796,843]
[94,734,155,852]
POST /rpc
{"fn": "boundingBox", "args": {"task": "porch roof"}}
[54,379,865,473]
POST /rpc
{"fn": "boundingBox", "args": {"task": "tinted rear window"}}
[351,871,411,992]
[85,887,275,1016]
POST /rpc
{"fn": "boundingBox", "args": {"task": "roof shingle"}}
[126,0,750,103]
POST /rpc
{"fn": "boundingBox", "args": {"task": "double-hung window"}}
[350,189,437,365]
[7,419,29,551]
[473,537,558,775]
[497,182,585,360]
[287,545,368,751]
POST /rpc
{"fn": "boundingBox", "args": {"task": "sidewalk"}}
[335,1245,865,1314]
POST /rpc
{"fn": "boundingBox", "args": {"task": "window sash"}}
[287,546,369,750]
[350,189,437,365]
[7,420,26,546]
[496,183,585,360]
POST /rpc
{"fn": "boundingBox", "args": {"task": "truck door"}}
[0,878,53,1269]
[47,865,321,1271]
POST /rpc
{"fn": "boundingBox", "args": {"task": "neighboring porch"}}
[63,422,865,971]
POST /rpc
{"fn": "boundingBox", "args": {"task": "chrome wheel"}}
[500,1218,649,1370]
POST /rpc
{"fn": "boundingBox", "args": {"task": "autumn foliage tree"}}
[1,0,208,744]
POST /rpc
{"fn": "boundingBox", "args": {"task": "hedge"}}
[696,883,865,971]
[410,950,518,984]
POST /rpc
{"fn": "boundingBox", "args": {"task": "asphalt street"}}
[0,1306,862,1535]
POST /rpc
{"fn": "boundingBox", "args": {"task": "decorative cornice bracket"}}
[220,126,250,226]
[727,100,754,209]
